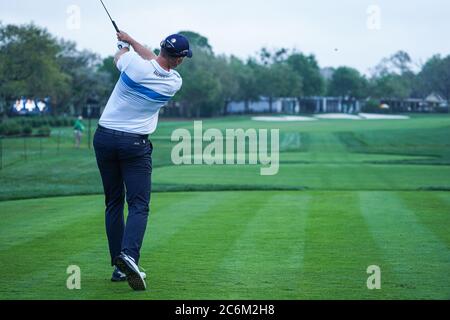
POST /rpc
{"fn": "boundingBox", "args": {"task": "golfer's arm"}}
[129,39,157,61]
[114,47,130,65]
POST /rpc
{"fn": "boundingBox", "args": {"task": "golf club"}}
[99,0,120,33]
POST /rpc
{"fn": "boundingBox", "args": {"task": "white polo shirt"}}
[99,51,183,135]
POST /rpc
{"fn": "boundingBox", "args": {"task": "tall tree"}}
[211,55,244,115]
[176,47,223,117]
[253,56,302,112]
[57,40,111,114]
[228,56,259,112]
[98,56,120,83]
[417,55,450,100]
[369,74,412,99]
[178,31,213,55]
[369,51,416,99]
[0,23,70,111]
[287,53,324,97]
[328,67,367,99]
[372,50,413,76]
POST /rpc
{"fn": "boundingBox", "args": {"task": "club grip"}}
[112,21,120,33]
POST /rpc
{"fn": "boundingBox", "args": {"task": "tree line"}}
[1,22,449,118]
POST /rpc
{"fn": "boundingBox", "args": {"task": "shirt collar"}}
[151,60,172,76]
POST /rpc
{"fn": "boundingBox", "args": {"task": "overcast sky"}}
[1,0,448,74]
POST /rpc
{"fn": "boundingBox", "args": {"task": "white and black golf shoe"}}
[111,267,127,282]
[115,253,147,291]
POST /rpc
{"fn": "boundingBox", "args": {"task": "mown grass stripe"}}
[144,192,266,299]
[145,192,218,250]
[300,191,386,299]
[398,192,450,249]
[1,190,449,299]
[214,192,310,299]
[0,207,105,297]
[0,195,103,251]
[0,192,225,299]
[359,191,450,299]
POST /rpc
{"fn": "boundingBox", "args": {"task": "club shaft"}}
[100,0,120,32]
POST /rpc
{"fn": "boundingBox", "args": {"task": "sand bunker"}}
[359,113,410,120]
[252,116,317,122]
[252,113,411,122]
[314,113,362,120]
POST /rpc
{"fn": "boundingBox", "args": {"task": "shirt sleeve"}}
[175,78,183,94]
[116,51,139,72]
[170,74,183,96]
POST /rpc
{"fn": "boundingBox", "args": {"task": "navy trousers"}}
[93,126,153,266]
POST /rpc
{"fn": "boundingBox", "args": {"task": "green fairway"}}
[0,115,449,299]
[0,191,449,300]
[1,115,450,200]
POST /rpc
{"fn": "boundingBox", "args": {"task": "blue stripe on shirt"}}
[120,72,171,102]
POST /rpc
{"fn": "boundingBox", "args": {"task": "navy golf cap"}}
[161,34,193,58]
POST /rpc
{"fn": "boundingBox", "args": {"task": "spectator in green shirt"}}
[74,116,85,149]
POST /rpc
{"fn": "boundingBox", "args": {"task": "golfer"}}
[73,116,85,149]
[93,31,192,291]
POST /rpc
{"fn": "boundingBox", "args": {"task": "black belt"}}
[97,125,149,139]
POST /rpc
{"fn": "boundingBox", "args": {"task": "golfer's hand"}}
[117,31,134,44]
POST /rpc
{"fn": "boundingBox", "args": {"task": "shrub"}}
[22,125,33,136]
[27,117,48,128]
[2,122,22,136]
[64,118,74,127]
[47,118,56,126]
[362,99,381,113]
[30,118,40,128]
[41,118,50,127]
[37,126,52,137]
[0,116,75,136]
